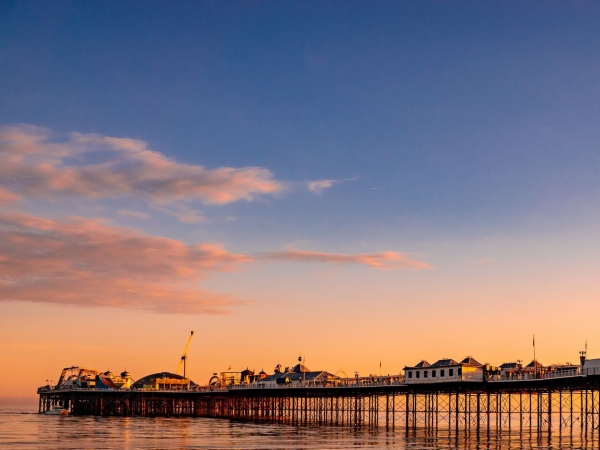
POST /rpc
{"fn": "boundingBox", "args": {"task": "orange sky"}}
[2,3,600,402]
[2,249,596,400]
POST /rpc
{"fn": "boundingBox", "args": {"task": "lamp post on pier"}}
[299,355,307,387]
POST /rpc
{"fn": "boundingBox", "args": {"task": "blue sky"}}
[1,1,600,393]
[2,1,599,250]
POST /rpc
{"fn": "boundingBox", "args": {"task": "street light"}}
[299,355,307,387]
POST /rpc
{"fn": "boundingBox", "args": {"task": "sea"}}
[1,405,599,449]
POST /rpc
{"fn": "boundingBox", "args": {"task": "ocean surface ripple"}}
[1,406,598,449]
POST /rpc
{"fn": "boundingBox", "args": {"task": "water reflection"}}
[400,426,600,450]
[1,406,599,449]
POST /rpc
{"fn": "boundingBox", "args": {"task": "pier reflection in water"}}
[2,405,600,450]
[402,427,600,450]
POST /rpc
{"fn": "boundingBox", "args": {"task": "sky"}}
[1,1,600,401]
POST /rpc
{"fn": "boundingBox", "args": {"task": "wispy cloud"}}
[153,203,206,224]
[307,178,355,194]
[118,210,150,220]
[0,212,430,313]
[308,180,337,194]
[475,258,492,264]
[259,247,430,269]
[0,124,355,213]
[0,212,250,313]
[0,124,430,314]
[0,124,284,206]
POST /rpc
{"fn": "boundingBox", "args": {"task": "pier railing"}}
[486,368,581,382]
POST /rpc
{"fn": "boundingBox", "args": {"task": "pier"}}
[39,372,600,433]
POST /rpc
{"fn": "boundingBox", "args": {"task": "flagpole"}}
[533,334,536,378]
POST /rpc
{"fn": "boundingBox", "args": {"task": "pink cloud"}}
[0,187,20,205]
[118,210,150,220]
[307,178,355,194]
[260,247,430,269]
[308,179,336,194]
[0,212,251,313]
[0,125,284,205]
[0,210,430,313]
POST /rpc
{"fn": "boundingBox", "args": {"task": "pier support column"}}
[548,392,552,432]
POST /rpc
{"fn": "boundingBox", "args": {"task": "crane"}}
[176,330,195,378]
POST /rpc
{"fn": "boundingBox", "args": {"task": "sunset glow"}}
[1,2,600,403]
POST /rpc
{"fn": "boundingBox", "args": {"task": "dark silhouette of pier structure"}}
[39,375,600,433]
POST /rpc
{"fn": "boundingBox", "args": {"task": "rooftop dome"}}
[131,372,195,388]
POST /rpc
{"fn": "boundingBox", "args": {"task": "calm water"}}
[1,405,599,449]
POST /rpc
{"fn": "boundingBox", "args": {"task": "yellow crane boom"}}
[176,330,195,378]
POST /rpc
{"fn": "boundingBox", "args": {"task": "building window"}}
[458,368,462,376]
[441,369,445,377]
[432,370,436,377]
[424,370,428,378]
[416,371,420,379]
[408,371,412,379]
[449,369,454,377]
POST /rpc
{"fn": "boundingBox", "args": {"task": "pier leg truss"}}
[193,389,600,433]
[39,380,600,436]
